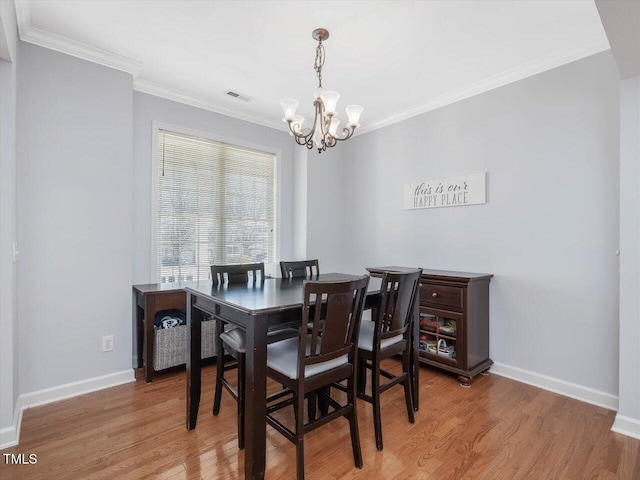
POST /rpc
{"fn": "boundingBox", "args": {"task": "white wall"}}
[325,52,621,401]
[0,0,19,448]
[305,146,348,273]
[16,43,134,394]
[132,91,297,285]
[292,147,308,260]
[613,75,640,438]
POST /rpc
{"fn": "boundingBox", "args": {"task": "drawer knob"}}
[432,292,438,297]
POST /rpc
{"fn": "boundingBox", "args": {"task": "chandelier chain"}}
[314,41,325,88]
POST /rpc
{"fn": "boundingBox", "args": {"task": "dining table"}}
[184,271,419,480]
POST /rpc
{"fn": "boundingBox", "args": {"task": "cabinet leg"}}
[458,375,471,388]
[480,368,490,376]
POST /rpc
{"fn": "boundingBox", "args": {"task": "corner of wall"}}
[611,414,640,440]
[0,397,22,450]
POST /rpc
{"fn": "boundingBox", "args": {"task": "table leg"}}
[136,300,144,369]
[412,295,419,411]
[186,292,203,430]
[144,296,156,383]
[243,314,269,480]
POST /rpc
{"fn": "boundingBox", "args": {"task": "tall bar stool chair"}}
[279,259,320,278]
[356,268,422,451]
[265,276,369,480]
[281,260,323,334]
[210,262,298,449]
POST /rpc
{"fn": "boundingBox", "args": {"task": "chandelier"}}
[281,28,363,153]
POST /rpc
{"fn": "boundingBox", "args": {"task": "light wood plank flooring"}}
[1,361,638,479]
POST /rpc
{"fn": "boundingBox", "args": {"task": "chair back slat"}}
[280,259,320,279]
[211,263,265,286]
[376,269,422,341]
[299,276,369,375]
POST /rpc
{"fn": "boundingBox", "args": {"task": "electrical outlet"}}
[102,335,114,352]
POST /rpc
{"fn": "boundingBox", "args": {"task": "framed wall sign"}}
[403,172,486,210]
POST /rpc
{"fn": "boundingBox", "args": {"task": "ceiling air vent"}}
[225,90,254,102]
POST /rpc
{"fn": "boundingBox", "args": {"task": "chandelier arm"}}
[293,134,307,146]
[325,135,337,148]
[307,99,322,139]
[287,121,314,144]
[316,100,330,137]
[292,130,313,149]
[331,126,357,142]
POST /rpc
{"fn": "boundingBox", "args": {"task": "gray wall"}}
[306,146,348,272]
[328,52,621,397]
[0,0,18,444]
[132,91,296,285]
[292,146,308,260]
[17,43,133,393]
[615,74,640,433]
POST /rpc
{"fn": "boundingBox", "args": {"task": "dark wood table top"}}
[133,281,197,295]
[184,273,381,314]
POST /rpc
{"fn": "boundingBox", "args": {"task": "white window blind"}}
[157,130,276,283]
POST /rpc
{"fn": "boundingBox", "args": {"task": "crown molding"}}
[14,0,141,74]
[134,78,285,132]
[13,0,610,135]
[357,38,611,135]
[13,0,30,40]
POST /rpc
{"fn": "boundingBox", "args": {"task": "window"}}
[156,130,276,283]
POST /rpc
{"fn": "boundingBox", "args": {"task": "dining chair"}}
[279,259,320,278]
[281,260,323,335]
[211,262,264,286]
[264,276,369,480]
[356,268,422,451]
[210,262,298,449]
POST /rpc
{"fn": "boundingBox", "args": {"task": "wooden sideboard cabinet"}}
[418,269,493,387]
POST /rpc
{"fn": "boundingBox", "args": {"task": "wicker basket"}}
[153,319,217,371]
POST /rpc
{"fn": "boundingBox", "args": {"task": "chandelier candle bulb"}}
[280,98,299,121]
[320,90,340,115]
[329,117,340,136]
[346,105,363,127]
[281,28,363,153]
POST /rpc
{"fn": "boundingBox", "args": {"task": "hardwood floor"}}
[1,361,638,479]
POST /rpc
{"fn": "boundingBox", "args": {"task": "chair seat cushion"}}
[358,320,403,352]
[220,328,247,353]
[267,336,347,379]
[220,327,299,354]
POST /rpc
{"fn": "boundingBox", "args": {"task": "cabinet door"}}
[419,307,464,369]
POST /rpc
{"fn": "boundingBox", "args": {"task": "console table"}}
[133,282,190,383]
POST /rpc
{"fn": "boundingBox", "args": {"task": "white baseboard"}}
[20,369,135,409]
[0,397,23,450]
[611,414,640,440]
[0,369,135,449]
[490,362,619,411]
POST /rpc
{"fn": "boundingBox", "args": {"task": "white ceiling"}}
[15,0,610,134]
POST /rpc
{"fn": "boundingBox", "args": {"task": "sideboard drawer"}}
[420,284,463,310]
